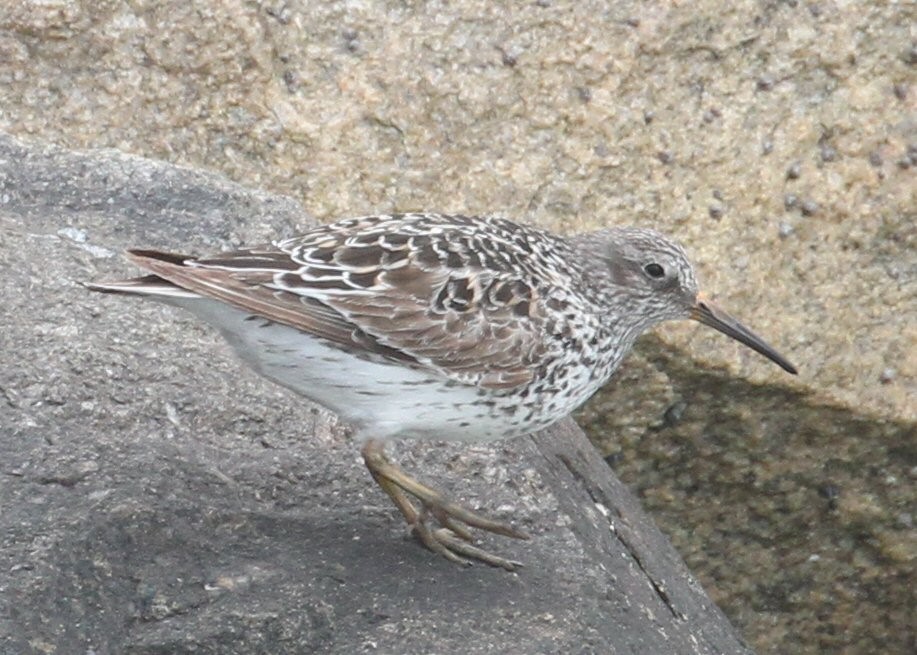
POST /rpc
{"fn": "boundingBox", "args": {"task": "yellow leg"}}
[361,438,528,570]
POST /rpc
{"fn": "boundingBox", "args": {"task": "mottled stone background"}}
[1,1,913,653]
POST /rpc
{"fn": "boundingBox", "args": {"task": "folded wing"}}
[125,215,570,390]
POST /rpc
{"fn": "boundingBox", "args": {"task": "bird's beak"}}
[690,293,797,374]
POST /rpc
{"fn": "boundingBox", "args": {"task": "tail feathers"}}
[84,275,200,298]
[126,249,193,267]
[86,249,200,299]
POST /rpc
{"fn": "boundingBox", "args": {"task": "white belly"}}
[165,297,530,442]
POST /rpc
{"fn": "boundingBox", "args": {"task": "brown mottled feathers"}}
[125,214,579,390]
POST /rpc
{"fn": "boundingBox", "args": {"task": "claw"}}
[362,439,526,569]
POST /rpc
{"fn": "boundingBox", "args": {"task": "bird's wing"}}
[127,214,576,390]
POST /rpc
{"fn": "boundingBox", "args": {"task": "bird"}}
[88,212,797,570]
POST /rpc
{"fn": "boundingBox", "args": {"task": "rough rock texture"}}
[0,1,914,653]
[0,135,754,654]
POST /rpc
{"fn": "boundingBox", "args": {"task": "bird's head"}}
[576,227,797,374]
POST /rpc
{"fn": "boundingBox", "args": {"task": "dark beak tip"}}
[781,360,799,376]
[692,300,798,376]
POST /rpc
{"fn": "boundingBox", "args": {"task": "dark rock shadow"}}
[579,334,916,654]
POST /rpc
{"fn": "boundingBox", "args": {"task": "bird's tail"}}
[84,249,200,299]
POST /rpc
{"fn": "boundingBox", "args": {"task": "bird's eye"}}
[644,263,666,279]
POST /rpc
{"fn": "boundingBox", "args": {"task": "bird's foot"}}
[361,439,528,571]
[411,520,524,571]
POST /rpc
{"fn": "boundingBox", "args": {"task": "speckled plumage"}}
[89,212,796,569]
